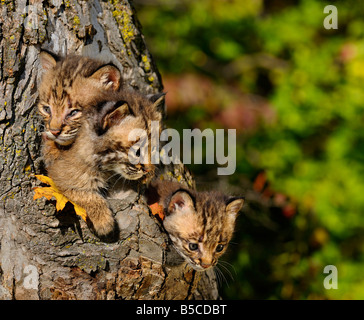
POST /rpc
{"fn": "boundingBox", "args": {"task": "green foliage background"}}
[134,0,364,299]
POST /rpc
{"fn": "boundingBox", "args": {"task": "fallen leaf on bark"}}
[149,202,165,220]
[33,175,87,221]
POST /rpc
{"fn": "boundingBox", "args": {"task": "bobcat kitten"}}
[38,51,164,238]
[38,51,121,149]
[147,180,244,271]
[44,90,164,238]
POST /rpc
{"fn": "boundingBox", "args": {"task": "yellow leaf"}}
[33,175,87,221]
[33,186,54,201]
[53,191,69,212]
[35,174,57,188]
[73,203,87,222]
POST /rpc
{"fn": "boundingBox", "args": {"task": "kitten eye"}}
[43,106,51,115]
[189,243,198,251]
[216,244,224,252]
[68,109,80,118]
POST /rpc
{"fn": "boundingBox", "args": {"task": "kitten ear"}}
[226,197,245,218]
[89,64,121,91]
[149,92,166,115]
[39,50,59,71]
[168,190,195,216]
[102,102,129,130]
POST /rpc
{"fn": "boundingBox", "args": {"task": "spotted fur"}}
[147,180,244,271]
[38,51,121,147]
[38,52,165,238]
[44,89,164,239]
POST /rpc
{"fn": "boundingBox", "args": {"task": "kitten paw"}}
[91,214,117,240]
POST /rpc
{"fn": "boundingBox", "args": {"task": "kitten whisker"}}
[105,172,120,183]
[111,174,123,190]
[213,268,218,285]
[217,261,235,282]
[218,260,237,277]
[214,266,229,288]
[121,177,127,190]
[214,267,222,288]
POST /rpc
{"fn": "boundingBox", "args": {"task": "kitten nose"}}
[49,129,61,137]
[200,262,212,269]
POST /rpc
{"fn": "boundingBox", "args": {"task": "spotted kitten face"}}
[38,95,83,146]
[38,51,121,146]
[93,91,164,182]
[163,190,244,271]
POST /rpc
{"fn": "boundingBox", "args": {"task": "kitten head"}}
[38,51,121,146]
[93,91,165,182]
[163,189,244,271]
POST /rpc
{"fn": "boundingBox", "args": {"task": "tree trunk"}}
[0,0,219,300]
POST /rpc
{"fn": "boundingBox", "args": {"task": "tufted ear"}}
[148,92,166,115]
[167,189,195,216]
[39,50,60,71]
[89,63,121,91]
[226,197,245,218]
[101,102,130,131]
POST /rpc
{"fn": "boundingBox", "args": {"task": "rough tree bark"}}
[0,0,219,300]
